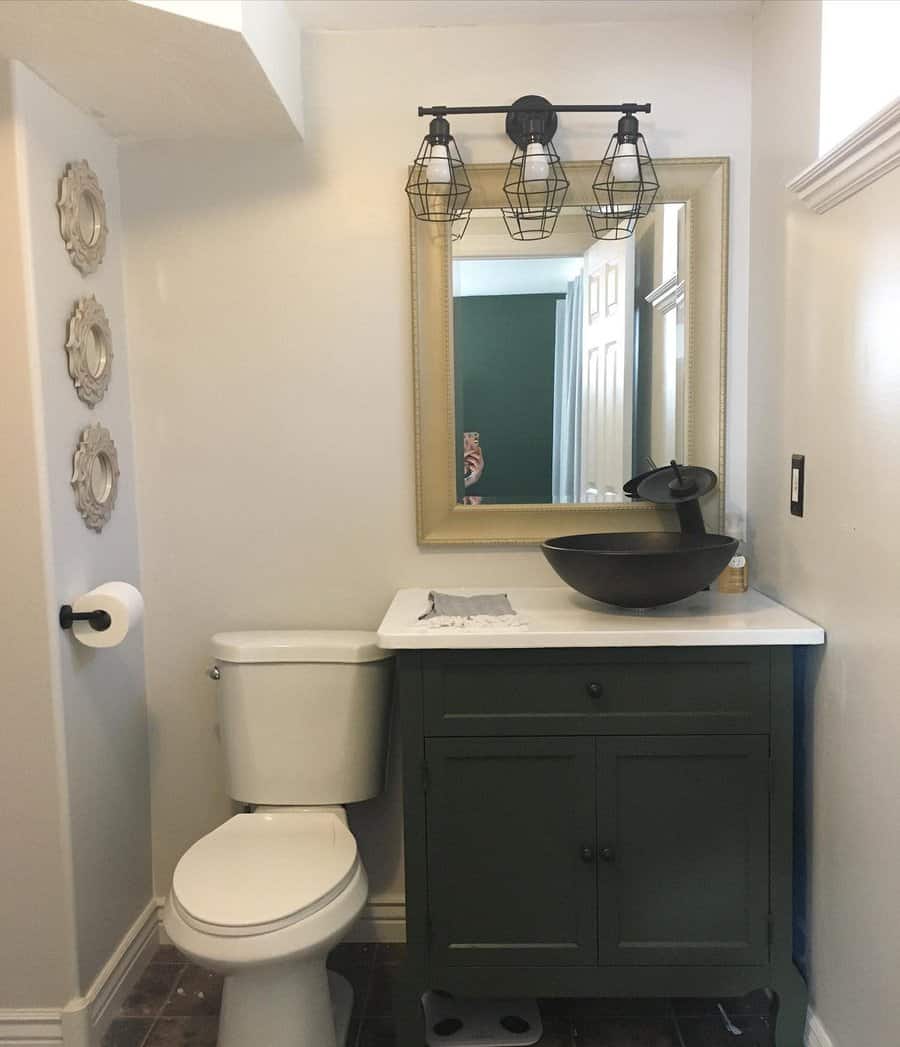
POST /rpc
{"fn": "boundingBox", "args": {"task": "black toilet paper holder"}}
[59,605,112,632]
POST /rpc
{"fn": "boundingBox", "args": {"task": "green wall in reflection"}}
[454,293,563,504]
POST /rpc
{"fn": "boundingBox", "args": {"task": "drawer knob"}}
[599,845,616,863]
[586,681,604,699]
[580,845,596,863]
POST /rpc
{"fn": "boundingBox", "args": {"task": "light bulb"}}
[612,142,641,182]
[425,145,452,184]
[523,141,551,181]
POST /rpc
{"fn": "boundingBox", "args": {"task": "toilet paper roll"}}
[71,582,144,649]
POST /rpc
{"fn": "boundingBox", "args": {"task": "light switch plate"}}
[791,455,805,517]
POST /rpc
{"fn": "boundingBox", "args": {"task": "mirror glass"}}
[90,453,112,503]
[78,190,98,245]
[453,202,686,506]
[84,325,106,377]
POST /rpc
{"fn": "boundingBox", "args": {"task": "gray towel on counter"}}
[419,591,515,620]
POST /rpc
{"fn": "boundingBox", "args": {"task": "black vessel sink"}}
[541,532,739,609]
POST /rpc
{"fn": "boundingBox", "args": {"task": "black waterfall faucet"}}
[624,460,719,534]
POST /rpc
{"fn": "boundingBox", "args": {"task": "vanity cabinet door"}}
[425,737,598,967]
[595,736,770,967]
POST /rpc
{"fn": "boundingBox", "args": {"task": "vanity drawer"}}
[422,649,771,736]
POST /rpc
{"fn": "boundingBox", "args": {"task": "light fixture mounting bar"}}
[417,103,651,117]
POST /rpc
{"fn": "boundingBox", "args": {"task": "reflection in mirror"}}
[90,453,112,503]
[84,326,104,377]
[78,190,98,245]
[453,203,686,506]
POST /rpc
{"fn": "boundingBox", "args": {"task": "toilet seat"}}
[171,811,359,937]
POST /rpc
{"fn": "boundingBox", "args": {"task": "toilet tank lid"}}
[211,630,391,664]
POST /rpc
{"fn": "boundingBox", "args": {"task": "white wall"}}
[6,61,152,997]
[819,0,900,154]
[749,3,900,1044]
[134,0,306,136]
[0,63,77,1010]
[120,16,753,903]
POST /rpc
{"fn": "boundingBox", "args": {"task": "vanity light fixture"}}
[405,115,472,223]
[589,110,659,238]
[408,97,653,242]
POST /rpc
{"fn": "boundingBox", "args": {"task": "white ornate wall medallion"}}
[71,424,119,532]
[65,296,113,407]
[57,160,108,275]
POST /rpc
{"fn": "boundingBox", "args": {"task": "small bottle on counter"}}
[718,554,749,594]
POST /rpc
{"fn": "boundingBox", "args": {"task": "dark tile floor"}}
[103,944,773,1047]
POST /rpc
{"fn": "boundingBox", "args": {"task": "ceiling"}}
[0,1,299,141]
[289,0,761,31]
[0,0,759,142]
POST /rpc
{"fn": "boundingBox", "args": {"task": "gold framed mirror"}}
[411,157,728,544]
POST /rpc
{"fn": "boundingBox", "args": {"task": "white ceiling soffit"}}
[289,0,761,31]
[0,0,303,142]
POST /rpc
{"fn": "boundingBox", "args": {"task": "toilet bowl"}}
[164,810,368,1047]
[164,629,393,1047]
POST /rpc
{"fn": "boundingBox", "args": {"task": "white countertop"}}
[377,587,825,649]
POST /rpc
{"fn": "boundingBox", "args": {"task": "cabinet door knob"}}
[580,845,596,863]
[586,681,603,699]
[599,846,616,863]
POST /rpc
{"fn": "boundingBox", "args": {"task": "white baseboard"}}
[0,898,159,1047]
[806,1008,837,1047]
[0,1008,64,1045]
[63,896,160,1047]
[346,894,406,944]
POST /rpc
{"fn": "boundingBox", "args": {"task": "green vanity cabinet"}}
[393,646,809,1047]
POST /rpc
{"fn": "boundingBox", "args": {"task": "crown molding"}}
[645,274,685,313]
[788,98,900,213]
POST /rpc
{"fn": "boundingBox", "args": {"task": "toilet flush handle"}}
[207,665,221,681]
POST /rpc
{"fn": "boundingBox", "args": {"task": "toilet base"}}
[217,960,353,1047]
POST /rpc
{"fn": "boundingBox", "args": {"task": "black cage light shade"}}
[502,113,569,241]
[406,116,471,223]
[584,203,639,241]
[501,205,563,242]
[450,208,472,241]
[592,113,659,223]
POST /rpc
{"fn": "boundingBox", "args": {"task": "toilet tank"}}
[210,631,393,806]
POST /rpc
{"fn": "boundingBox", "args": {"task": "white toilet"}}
[163,630,393,1047]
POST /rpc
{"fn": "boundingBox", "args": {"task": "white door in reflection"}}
[580,236,635,502]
